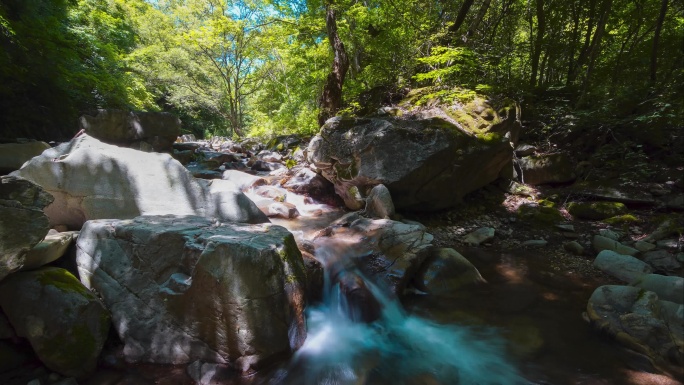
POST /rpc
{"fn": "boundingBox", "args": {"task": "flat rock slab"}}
[76,215,306,373]
[11,135,267,229]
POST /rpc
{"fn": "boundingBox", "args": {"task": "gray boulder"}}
[593,250,653,283]
[11,135,268,229]
[79,109,181,153]
[0,176,53,281]
[462,227,495,246]
[282,167,340,205]
[318,216,433,294]
[76,215,307,373]
[592,235,639,256]
[516,153,575,185]
[364,184,395,219]
[0,267,110,378]
[0,141,51,175]
[307,105,520,211]
[587,285,683,378]
[413,248,485,295]
[641,250,682,274]
[222,170,267,191]
[632,274,684,304]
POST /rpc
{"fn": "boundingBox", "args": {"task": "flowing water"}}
[65,185,681,385]
[264,238,526,385]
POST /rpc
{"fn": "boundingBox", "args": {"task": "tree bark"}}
[318,2,349,126]
[530,0,545,87]
[568,0,597,85]
[448,0,475,39]
[650,0,669,84]
[577,0,613,106]
[465,0,491,42]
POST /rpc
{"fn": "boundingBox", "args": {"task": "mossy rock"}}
[0,267,110,378]
[518,203,564,226]
[603,214,641,225]
[567,201,627,220]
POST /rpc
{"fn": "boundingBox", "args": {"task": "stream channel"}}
[81,184,680,385]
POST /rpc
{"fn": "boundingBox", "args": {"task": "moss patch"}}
[518,204,564,226]
[603,214,640,225]
[37,268,92,298]
[567,201,627,220]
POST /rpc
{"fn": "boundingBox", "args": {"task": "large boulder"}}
[0,176,53,281]
[0,141,51,175]
[317,214,433,294]
[78,109,181,153]
[307,99,521,211]
[587,285,683,379]
[11,135,268,229]
[0,267,110,378]
[75,215,307,373]
[515,153,575,185]
[413,248,485,295]
[593,250,653,283]
[282,167,340,206]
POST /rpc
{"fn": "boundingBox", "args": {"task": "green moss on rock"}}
[603,214,640,225]
[518,204,564,226]
[37,268,92,297]
[567,201,627,220]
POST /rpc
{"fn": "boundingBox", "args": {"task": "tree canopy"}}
[0,0,681,140]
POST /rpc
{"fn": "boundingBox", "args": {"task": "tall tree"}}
[530,0,546,87]
[650,0,669,84]
[448,0,475,40]
[318,1,349,126]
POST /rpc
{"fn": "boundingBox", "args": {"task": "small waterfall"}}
[271,238,526,385]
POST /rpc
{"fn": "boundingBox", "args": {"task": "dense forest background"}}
[0,0,682,144]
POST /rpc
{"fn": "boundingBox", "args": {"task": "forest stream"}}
[66,184,681,385]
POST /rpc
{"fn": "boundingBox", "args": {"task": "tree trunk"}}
[318,2,349,126]
[530,0,545,87]
[650,0,669,84]
[448,0,475,39]
[568,0,597,85]
[577,0,613,106]
[465,0,491,42]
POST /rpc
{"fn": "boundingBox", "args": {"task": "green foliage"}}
[1,0,681,142]
[414,46,479,86]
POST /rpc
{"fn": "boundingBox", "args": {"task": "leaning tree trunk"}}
[650,0,669,84]
[318,2,349,127]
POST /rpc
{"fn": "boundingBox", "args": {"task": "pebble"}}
[555,224,575,232]
[521,239,548,248]
[462,227,495,246]
[563,241,584,256]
